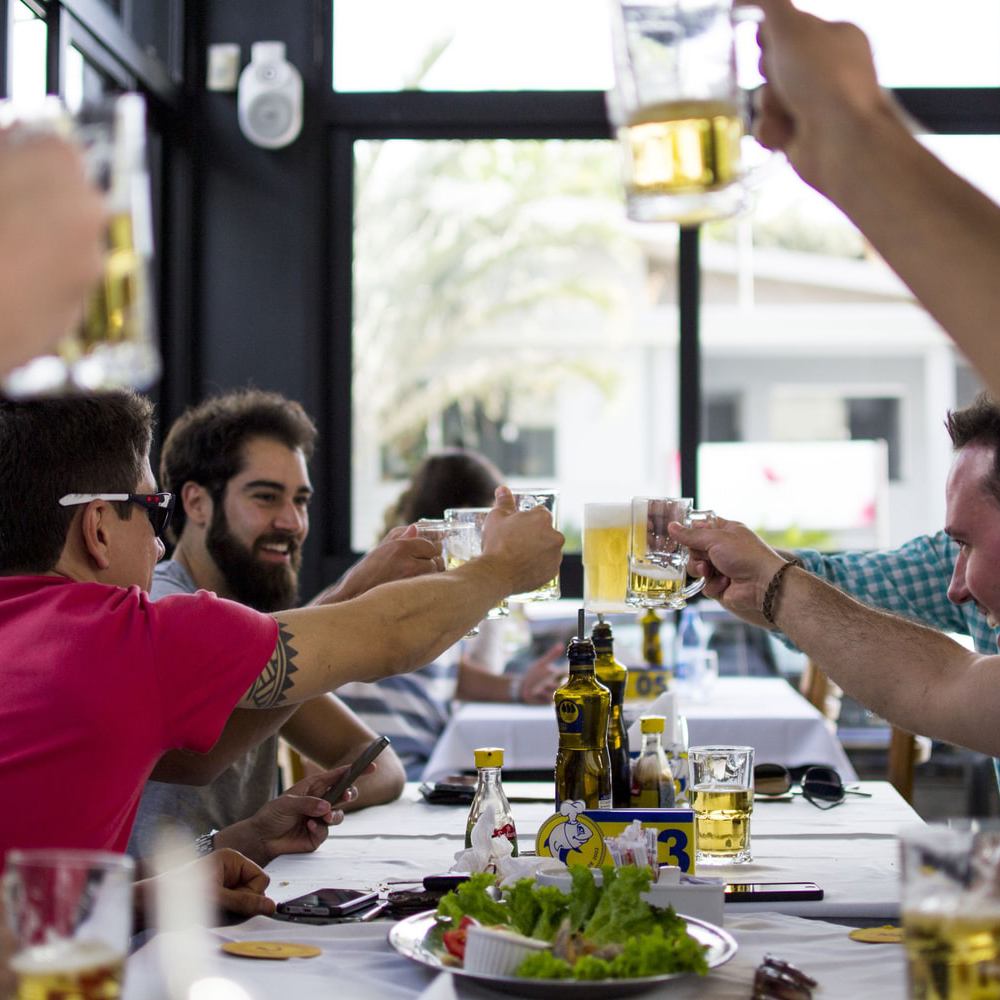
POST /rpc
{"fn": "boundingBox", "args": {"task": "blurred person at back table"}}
[339,449,565,777]
[750,0,1000,400]
[129,388,423,865]
[0,128,105,377]
[0,391,561,884]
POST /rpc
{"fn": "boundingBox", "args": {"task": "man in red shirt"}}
[0,391,562,870]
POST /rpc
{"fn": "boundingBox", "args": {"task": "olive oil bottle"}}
[554,610,613,809]
[592,615,630,807]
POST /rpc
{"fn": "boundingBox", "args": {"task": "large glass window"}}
[10,1,47,101]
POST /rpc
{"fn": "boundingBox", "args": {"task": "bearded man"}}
[128,389,430,857]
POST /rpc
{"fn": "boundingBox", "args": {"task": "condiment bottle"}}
[630,715,676,808]
[554,609,613,810]
[592,615,631,807]
[465,746,518,855]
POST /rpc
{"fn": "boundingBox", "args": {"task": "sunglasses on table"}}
[59,492,175,541]
[753,763,872,810]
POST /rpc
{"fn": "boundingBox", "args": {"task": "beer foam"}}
[633,565,685,581]
[10,938,123,975]
[583,503,630,529]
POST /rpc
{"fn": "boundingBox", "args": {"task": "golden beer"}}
[623,100,742,197]
[583,506,630,613]
[13,941,124,1000]
[690,785,753,863]
[627,566,686,606]
[904,911,1000,1000]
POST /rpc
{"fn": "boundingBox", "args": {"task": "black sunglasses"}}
[58,492,175,541]
[754,763,872,810]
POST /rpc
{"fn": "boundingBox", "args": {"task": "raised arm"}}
[751,0,1000,398]
[237,487,564,710]
[671,517,1000,756]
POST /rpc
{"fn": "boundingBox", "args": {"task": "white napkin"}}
[450,807,558,885]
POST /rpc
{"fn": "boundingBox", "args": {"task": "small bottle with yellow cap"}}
[465,746,518,856]
[630,715,676,808]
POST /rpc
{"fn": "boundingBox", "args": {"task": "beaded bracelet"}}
[761,558,804,626]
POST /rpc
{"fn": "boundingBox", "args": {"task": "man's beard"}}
[206,508,302,612]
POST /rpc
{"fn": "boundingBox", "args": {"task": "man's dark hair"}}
[0,391,154,574]
[946,391,1000,504]
[160,389,317,541]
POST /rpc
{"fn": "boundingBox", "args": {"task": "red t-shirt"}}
[0,575,278,858]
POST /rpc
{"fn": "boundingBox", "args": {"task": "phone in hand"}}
[322,735,391,806]
[273,888,378,923]
[724,881,823,902]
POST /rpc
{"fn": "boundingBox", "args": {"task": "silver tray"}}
[388,909,737,999]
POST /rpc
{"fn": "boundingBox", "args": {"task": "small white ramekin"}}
[462,925,549,976]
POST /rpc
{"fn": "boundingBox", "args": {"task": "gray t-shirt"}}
[126,560,278,858]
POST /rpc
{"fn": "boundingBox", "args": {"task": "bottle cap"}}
[591,617,613,651]
[474,747,504,768]
[640,715,666,734]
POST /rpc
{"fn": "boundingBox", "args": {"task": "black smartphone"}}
[418,775,476,805]
[323,735,391,806]
[274,888,379,922]
[724,882,824,903]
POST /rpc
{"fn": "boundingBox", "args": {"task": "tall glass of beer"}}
[626,497,713,610]
[688,745,754,865]
[4,848,134,1000]
[607,0,759,225]
[900,822,1000,1000]
[583,502,631,614]
[508,490,560,602]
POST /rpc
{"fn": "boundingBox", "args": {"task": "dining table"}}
[422,677,857,782]
[124,780,920,1000]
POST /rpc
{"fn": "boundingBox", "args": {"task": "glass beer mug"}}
[607,0,758,225]
[1,93,160,397]
[626,496,715,609]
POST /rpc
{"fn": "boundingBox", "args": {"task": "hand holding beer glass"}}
[443,508,510,620]
[508,490,560,602]
[607,0,759,224]
[689,745,754,865]
[3,848,134,999]
[626,497,715,609]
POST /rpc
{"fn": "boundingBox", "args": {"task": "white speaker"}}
[237,41,303,149]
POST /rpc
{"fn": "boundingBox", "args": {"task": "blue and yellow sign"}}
[625,667,672,701]
[535,801,696,873]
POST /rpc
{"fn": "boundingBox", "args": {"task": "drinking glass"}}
[443,507,509,620]
[688,745,754,864]
[3,848,135,999]
[583,501,631,614]
[607,0,758,225]
[0,94,160,397]
[900,821,1000,1000]
[626,497,714,609]
[508,489,560,602]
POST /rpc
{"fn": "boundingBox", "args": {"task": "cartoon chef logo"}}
[536,801,607,866]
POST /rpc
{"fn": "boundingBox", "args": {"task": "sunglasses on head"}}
[59,492,175,541]
[754,763,872,810]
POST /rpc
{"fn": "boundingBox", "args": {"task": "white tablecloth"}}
[124,781,919,999]
[422,677,856,781]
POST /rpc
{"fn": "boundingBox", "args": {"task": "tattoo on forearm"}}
[247,621,299,708]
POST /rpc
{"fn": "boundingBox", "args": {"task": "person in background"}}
[751,0,1000,400]
[340,449,565,777]
[129,389,418,863]
[670,393,1000,760]
[0,128,104,378]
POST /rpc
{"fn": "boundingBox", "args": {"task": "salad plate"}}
[388,909,738,999]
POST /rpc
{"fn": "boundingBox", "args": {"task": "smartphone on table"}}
[724,882,823,902]
[323,735,391,806]
[273,888,379,923]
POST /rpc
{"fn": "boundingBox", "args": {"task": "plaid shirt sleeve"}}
[780,531,998,655]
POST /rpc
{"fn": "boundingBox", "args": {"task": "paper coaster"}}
[222,940,323,960]
[848,926,903,944]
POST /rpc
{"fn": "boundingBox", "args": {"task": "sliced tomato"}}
[442,915,477,961]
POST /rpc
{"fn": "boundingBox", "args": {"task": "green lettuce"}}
[435,872,508,927]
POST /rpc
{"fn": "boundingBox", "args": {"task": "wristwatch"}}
[194,829,219,856]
